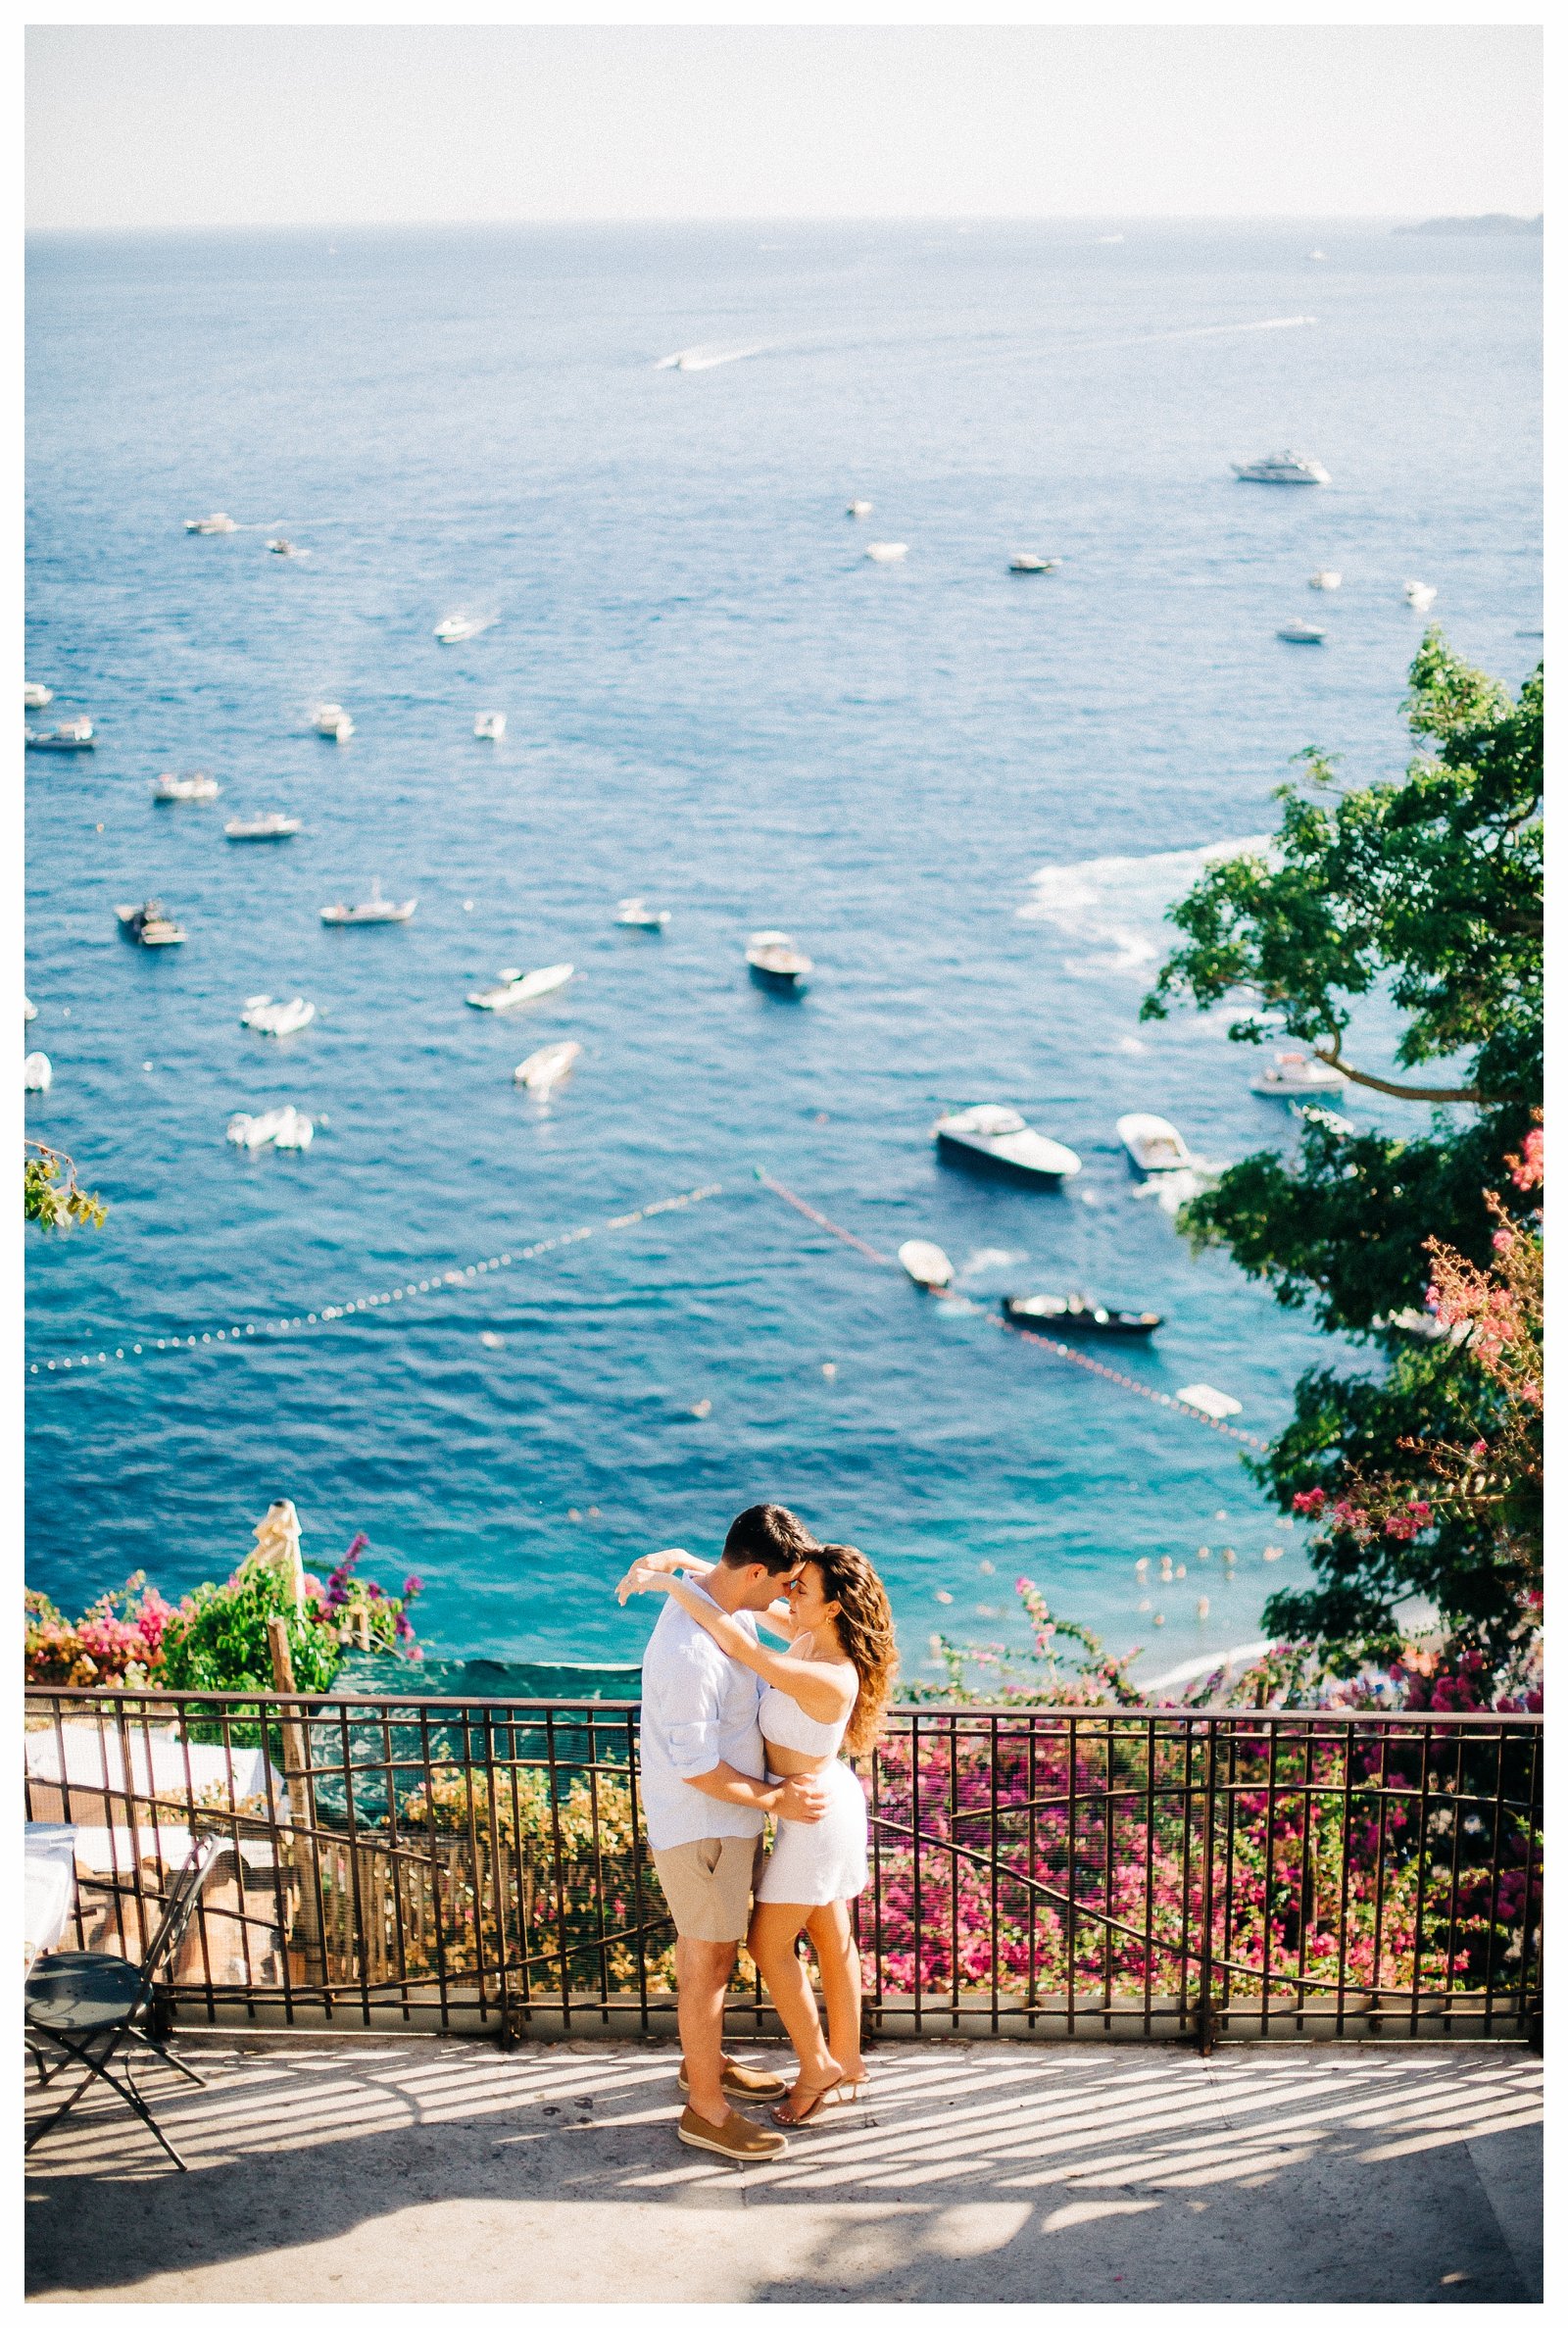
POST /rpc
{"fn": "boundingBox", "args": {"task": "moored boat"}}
[864,541,908,563]
[434,610,497,644]
[934,1104,1082,1183]
[24,681,53,710]
[225,813,301,841]
[1232,451,1330,485]
[1307,570,1343,590]
[226,1104,314,1152]
[117,900,186,947]
[241,995,316,1037]
[467,963,574,1011]
[1117,1113,1193,1172]
[320,881,416,926]
[898,1239,954,1291]
[313,704,355,741]
[24,1052,53,1094]
[267,537,304,557]
[1252,1049,1345,1098]
[847,499,873,518]
[25,718,95,752]
[746,931,811,989]
[473,712,507,742]
[1003,1292,1162,1337]
[1008,553,1059,573]
[1277,621,1326,644]
[615,898,669,931]
[153,770,220,803]
[1404,580,1437,613]
[185,512,236,534]
[514,1040,581,1093]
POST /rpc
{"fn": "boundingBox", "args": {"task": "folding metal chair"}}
[25,1834,225,2170]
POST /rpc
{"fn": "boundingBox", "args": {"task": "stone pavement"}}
[26,2037,1541,2303]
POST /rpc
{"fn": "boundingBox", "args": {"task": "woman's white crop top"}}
[760,1671,857,1758]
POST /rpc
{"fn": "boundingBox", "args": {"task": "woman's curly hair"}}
[809,1542,899,1756]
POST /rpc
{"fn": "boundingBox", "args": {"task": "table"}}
[24,1824,79,1970]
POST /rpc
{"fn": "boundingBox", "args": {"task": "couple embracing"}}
[617,1503,897,2162]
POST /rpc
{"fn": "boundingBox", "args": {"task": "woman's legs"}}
[748,1902,842,2100]
[805,1899,865,2082]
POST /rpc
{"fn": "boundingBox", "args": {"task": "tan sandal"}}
[770,2077,858,2129]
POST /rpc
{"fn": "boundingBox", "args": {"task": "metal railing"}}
[24,1688,1543,2047]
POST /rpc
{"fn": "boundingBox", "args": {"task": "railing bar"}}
[1409,1726,1434,2036]
[543,1710,573,2031]
[1334,1721,1355,2038]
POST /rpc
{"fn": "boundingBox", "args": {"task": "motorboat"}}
[933,1104,1082,1183]
[1277,622,1326,644]
[615,898,669,931]
[152,770,220,803]
[847,499,873,518]
[226,1104,314,1152]
[514,1040,582,1094]
[746,931,811,989]
[467,962,574,1011]
[1252,1049,1345,1098]
[1003,1292,1162,1337]
[117,900,186,947]
[185,513,236,534]
[434,610,497,644]
[1118,1113,1193,1172]
[225,813,301,841]
[24,996,37,1021]
[898,1239,954,1291]
[1307,570,1342,590]
[25,718,95,752]
[320,882,416,926]
[313,703,355,741]
[473,712,507,742]
[267,538,305,557]
[1008,553,1060,574]
[24,1052,52,1094]
[864,542,908,563]
[1232,451,1330,485]
[1404,580,1438,613]
[24,681,53,710]
[241,995,317,1037]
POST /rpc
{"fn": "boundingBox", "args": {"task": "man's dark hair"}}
[719,1503,818,1575]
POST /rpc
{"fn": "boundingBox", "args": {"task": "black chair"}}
[25,1835,225,2170]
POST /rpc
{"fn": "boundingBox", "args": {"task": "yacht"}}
[25,718,95,752]
[615,898,669,931]
[467,962,574,1012]
[473,712,507,742]
[898,1239,954,1291]
[1232,451,1330,485]
[152,770,220,803]
[434,610,497,644]
[241,995,317,1038]
[1277,621,1326,644]
[1252,1049,1345,1098]
[1404,580,1438,613]
[1307,570,1343,590]
[1008,553,1059,574]
[514,1040,581,1094]
[934,1104,1082,1183]
[313,704,355,741]
[226,1104,314,1152]
[847,499,874,519]
[1117,1113,1193,1172]
[185,513,237,534]
[225,812,301,841]
[320,881,416,926]
[746,931,812,989]
[865,541,908,563]
[24,681,53,710]
[267,537,305,557]
[24,1052,52,1094]
[117,900,186,947]
[1003,1292,1162,1337]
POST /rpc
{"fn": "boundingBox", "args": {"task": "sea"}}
[24,220,1542,1686]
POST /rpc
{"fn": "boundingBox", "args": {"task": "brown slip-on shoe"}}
[678,2058,790,2103]
[677,2105,789,2164]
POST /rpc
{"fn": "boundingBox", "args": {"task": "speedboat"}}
[615,897,669,931]
[1008,553,1059,573]
[241,995,317,1037]
[1252,1049,1345,1098]
[434,611,497,644]
[1277,622,1326,644]
[865,542,908,563]
[225,812,301,841]
[514,1040,581,1094]
[24,1052,52,1094]
[1404,580,1437,613]
[320,882,416,926]
[185,513,236,534]
[1232,451,1330,485]
[746,931,811,989]
[847,499,873,518]
[152,770,220,803]
[1003,1292,1162,1337]
[1308,570,1342,590]
[117,900,186,947]
[898,1239,954,1291]
[267,537,304,557]
[25,718,95,752]
[24,681,53,710]
[473,712,507,742]
[1118,1113,1193,1172]
[313,704,355,740]
[226,1104,314,1152]
[934,1104,1082,1183]
[467,962,574,1011]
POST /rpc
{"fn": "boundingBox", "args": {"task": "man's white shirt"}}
[639,1582,765,1851]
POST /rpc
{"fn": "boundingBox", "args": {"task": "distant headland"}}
[1394,214,1542,237]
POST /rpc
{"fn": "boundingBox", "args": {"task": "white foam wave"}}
[1019,835,1271,974]
[655,343,765,372]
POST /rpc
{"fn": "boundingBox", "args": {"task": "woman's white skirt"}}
[758,1758,868,1907]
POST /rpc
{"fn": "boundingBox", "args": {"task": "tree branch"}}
[1311,1034,1492,1108]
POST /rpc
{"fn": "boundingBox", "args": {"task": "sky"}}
[26,24,1543,232]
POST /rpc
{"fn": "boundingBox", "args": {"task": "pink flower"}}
[1293,1488,1326,1516]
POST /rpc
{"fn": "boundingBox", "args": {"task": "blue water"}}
[25,222,1541,1682]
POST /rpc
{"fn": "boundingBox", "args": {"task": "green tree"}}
[24,1143,106,1230]
[1141,633,1543,1669]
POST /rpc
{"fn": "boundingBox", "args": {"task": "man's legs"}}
[675,1935,738,2127]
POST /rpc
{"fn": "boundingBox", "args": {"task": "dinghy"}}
[24,1052,52,1093]
[467,963,574,1012]
[1117,1114,1193,1172]
[226,1104,314,1152]
[241,996,317,1038]
[514,1040,581,1093]
[898,1239,954,1291]
[153,771,220,803]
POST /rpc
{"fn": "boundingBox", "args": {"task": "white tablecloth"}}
[24,1824,79,1968]
[25,1724,279,1807]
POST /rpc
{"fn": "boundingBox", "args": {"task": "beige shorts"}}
[651,1834,764,1943]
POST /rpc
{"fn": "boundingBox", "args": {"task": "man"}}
[636,1503,828,2162]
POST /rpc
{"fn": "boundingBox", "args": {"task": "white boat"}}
[185,513,237,534]
[1252,1049,1345,1098]
[1008,553,1059,574]
[898,1238,954,1291]
[1118,1113,1194,1172]
[1307,250,1328,262]
[466,962,575,1012]
[1175,1382,1243,1421]
[865,542,908,563]
[313,704,355,741]
[1232,451,1330,485]
[25,718,95,752]
[267,537,305,557]
[241,995,317,1038]
[746,931,811,989]
[615,898,669,931]
[434,610,497,644]
[1278,622,1326,644]
[320,882,416,926]
[1404,580,1438,613]
[24,996,37,1022]
[1308,570,1343,590]
[24,681,53,710]
[225,813,301,841]
[934,1104,1082,1183]
[473,712,507,742]
[847,499,873,518]
[514,1040,582,1094]
[24,1052,52,1094]
[226,1104,314,1152]
[117,900,185,947]
[152,770,220,803]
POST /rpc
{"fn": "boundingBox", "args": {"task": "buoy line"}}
[26,1182,724,1383]
[754,1165,1270,1453]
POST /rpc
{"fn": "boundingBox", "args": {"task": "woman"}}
[620,1540,897,2126]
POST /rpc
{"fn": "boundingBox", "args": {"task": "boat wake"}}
[1018,835,1271,976]
[654,343,765,372]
